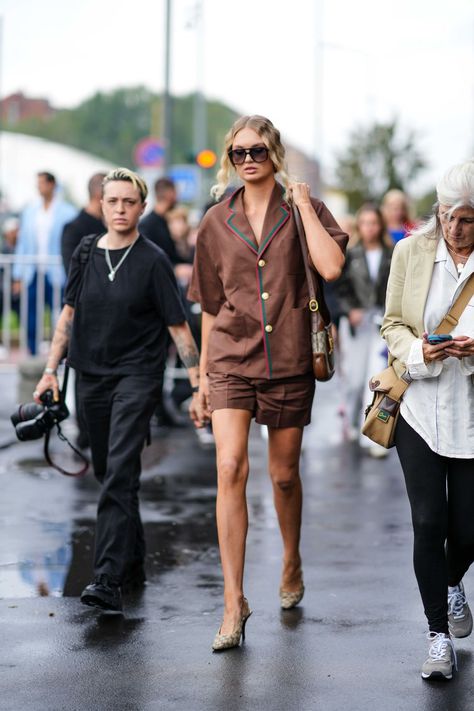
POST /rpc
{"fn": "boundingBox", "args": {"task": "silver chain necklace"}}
[105,236,139,282]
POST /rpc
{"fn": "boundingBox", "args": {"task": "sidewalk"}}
[0,371,472,711]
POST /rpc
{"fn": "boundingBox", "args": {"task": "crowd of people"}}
[1,115,473,683]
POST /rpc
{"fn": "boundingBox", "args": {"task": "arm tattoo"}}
[171,326,200,370]
[46,312,73,370]
[179,346,200,370]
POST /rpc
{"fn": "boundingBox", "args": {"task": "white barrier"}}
[0,254,63,357]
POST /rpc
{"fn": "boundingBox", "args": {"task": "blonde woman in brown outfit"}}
[188,115,347,650]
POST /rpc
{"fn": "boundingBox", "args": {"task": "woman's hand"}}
[444,335,474,359]
[288,182,312,207]
[189,375,211,428]
[189,392,203,428]
[33,373,60,404]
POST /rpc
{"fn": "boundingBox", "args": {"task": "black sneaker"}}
[81,575,123,612]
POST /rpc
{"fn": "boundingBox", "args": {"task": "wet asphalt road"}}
[1,367,473,711]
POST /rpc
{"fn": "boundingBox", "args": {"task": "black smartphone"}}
[427,334,453,345]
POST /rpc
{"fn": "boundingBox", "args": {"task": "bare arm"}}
[290,183,345,281]
[167,321,205,427]
[196,311,216,423]
[33,304,75,402]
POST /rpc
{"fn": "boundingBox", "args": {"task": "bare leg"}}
[268,426,304,591]
[212,408,252,634]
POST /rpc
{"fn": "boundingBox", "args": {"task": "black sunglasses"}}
[228,146,269,165]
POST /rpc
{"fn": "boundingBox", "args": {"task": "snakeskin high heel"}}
[280,583,305,609]
[280,563,304,609]
[212,598,252,651]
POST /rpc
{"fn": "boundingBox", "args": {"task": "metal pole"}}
[193,1,206,206]
[193,1,205,156]
[313,0,324,187]
[0,16,3,202]
[162,0,172,171]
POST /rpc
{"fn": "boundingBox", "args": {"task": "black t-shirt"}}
[61,209,105,275]
[139,211,180,265]
[64,235,186,376]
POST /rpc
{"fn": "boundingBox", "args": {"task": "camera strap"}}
[43,364,90,477]
[44,425,89,477]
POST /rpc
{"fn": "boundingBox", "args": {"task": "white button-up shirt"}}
[400,239,474,458]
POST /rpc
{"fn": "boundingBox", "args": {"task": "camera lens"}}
[10,402,44,427]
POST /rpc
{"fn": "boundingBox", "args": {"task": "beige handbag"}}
[362,273,474,448]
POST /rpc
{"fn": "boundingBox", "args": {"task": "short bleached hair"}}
[102,167,148,203]
[211,115,291,202]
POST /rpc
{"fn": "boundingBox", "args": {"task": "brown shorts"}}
[207,372,315,428]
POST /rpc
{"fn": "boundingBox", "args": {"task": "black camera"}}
[11,390,69,441]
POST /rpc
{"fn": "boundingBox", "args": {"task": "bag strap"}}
[79,233,99,265]
[434,273,474,334]
[292,205,326,332]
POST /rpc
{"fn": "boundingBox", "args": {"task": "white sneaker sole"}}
[421,669,453,681]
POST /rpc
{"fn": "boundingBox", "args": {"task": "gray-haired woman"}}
[382,159,474,681]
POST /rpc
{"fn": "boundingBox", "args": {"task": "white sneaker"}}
[421,632,456,680]
[448,581,473,638]
[368,444,388,459]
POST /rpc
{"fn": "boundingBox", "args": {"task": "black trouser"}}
[395,415,474,634]
[79,372,163,585]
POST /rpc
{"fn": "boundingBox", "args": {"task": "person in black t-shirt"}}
[61,172,106,275]
[33,168,203,613]
[139,177,180,264]
[61,172,106,449]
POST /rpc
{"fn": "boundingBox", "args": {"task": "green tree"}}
[7,87,237,168]
[335,118,427,212]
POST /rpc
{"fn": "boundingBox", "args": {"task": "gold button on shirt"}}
[188,183,348,379]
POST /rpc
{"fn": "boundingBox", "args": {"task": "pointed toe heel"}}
[212,598,252,652]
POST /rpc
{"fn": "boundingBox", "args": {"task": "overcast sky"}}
[0,0,473,195]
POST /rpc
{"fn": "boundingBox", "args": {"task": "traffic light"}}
[196,149,217,169]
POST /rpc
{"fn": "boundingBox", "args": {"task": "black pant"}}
[395,415,474,633]
[79,372,163,585]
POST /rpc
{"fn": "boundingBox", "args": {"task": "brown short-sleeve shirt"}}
[188,183,348,379]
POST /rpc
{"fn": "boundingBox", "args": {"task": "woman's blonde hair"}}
[351,203,393,248]
[381,188,412,224]
[210,115,290,201]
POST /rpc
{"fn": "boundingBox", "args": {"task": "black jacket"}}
[334,242,393,314]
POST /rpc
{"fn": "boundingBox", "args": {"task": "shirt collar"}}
[436,236,474,284]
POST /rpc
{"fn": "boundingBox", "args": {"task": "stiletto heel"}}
[212,598,252,651]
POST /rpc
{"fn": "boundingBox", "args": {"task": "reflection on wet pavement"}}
[0,425,219,599]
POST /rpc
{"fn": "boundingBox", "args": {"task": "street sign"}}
[167,164,201,203]
[134,137,165,168]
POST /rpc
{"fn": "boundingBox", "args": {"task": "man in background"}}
[61,172,106,275]
[13,172,76,354]
[61,172,106,449]
[140,177,180,264]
